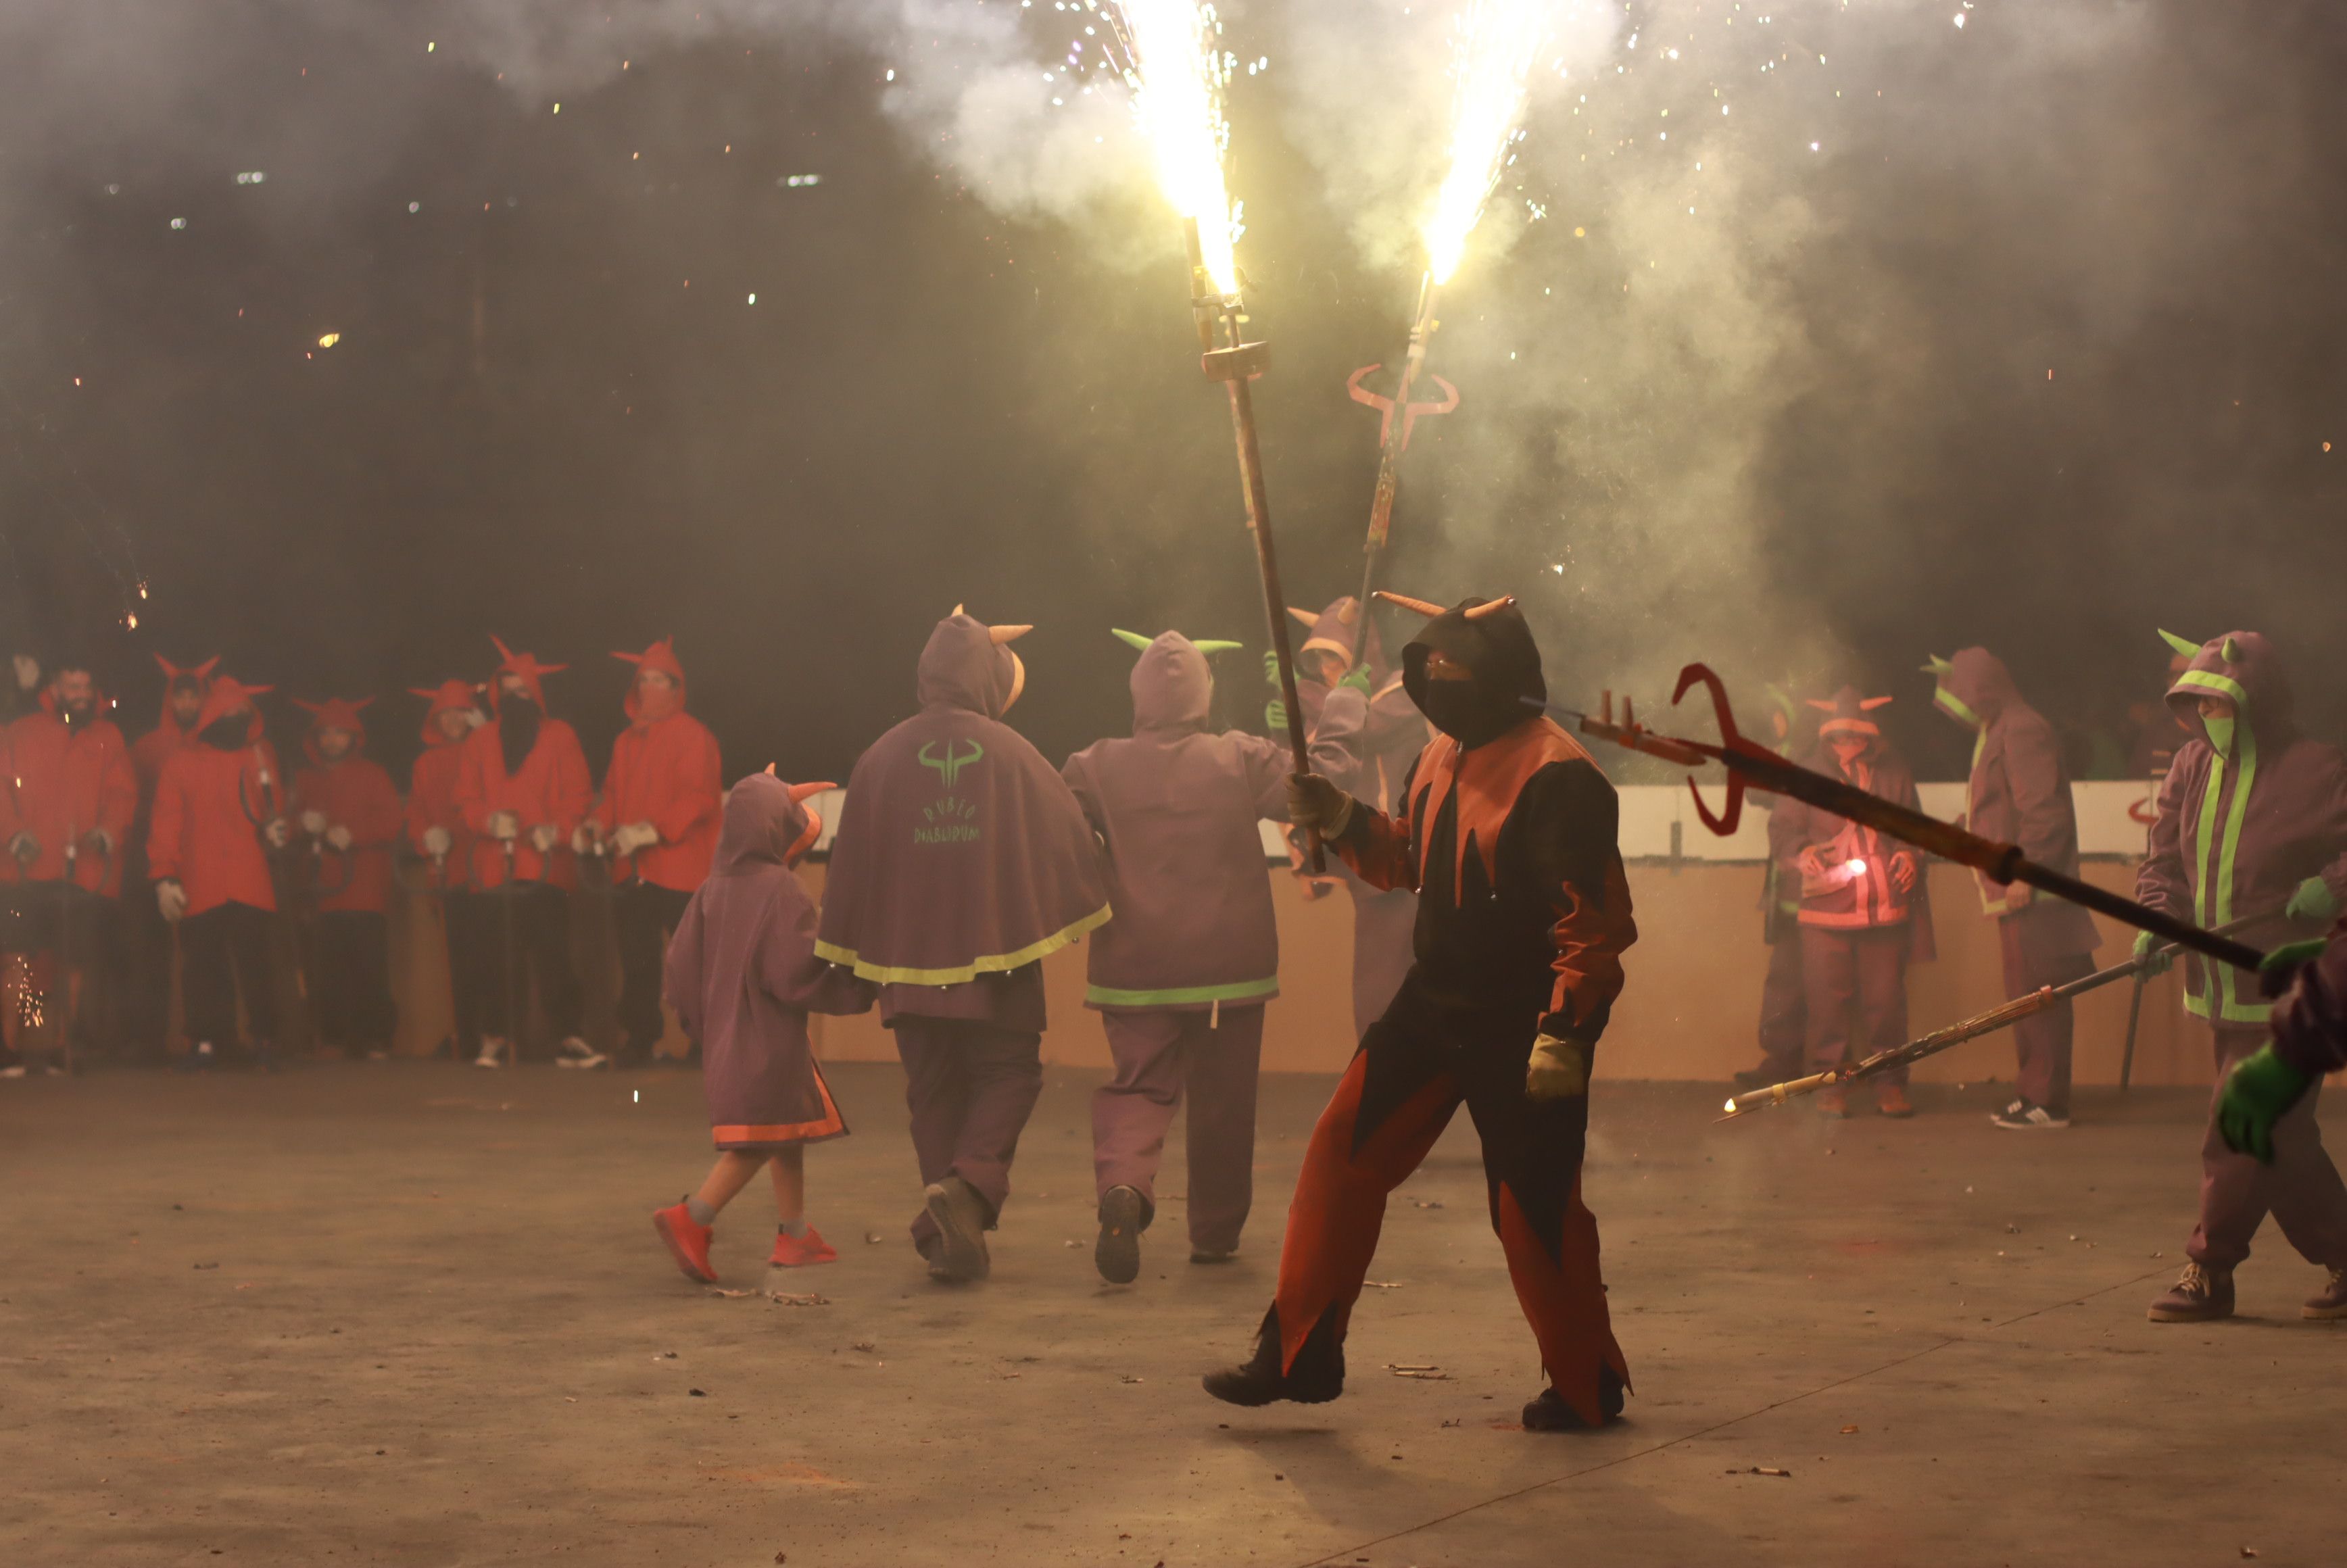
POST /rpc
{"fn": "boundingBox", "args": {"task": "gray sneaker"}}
[2304,1267,2347,1321]
[923,1177,992,1283]
[2147,1260,2234,1323]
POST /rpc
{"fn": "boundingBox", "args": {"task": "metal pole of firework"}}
[1355,272,1440,614]
[1186,218,1324,873]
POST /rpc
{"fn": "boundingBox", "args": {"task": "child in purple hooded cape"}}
[650,772,873,1285]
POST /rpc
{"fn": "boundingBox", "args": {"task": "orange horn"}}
[1464,595,1517,620]
[989,623,1032,645]
[1287,606,1317,627]
[1372,590,1447,617]
[788,781,837,803]
[764,762,777,777]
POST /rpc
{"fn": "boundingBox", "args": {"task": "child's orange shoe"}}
[653,1201,718,1283]
[769,1225,838,1268]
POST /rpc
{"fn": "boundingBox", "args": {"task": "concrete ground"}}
[2,1062,2342,1568]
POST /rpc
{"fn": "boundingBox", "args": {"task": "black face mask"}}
[199,712,250,750]
[500,696,542,776]
[1416,679,1486,745]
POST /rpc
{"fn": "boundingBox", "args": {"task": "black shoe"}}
[1522,1364,1628,1431]
[923,1177,992,1283]
[1203,1304,1344,1407]
[1095,1185,1145,1285]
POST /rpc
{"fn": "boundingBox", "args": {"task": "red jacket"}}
[2,691,139,896]
[147,681,285,917]
[289,700,404,914]
[132,657,220,883]
[594,641,721,891]
[455,714,592,891]
[406,681,479,892]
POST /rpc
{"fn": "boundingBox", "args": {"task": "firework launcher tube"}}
[1355,271,1440,610]
[1524,670,2267,976]
[1718,909,2285,1119]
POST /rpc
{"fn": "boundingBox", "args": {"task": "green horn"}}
[2222,635,2242,664]
[1111,629,1153,652]
[2158,629,2201,658]
[1191,639,1244,655]
[1918,655,1955,677]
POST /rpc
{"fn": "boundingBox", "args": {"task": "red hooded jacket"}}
[407,681,479,892]
[2,686,139,896]
[130,656,218,883]
[593,639,721,892]
[147,678,285,917]
[289,698,406,915]
[455,642,591,891]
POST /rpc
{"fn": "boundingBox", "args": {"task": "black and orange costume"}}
[1205,594,1638,1430]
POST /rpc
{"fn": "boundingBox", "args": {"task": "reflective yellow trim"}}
[814,904,1111,987]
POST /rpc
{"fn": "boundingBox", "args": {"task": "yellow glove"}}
[1286,773,1356,837]
[1526,1034,1590,1101]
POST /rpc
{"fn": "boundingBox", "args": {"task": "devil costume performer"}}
[290,698,405,1059]
[409,681,487,1060]
[817,609,1109,1281]
[2135,631,2347,1324]
[1206,593,1638,1431]
[1063,629,1288,1281]
[1926,649,2102,1127]
[119,657,218,1060]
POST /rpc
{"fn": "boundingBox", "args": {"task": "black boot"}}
[1203,1304,1344,1407]
[1521,1363,1628,1431]
[1094,1185,1146,1285]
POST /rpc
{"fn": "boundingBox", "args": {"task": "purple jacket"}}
[1063,633,1289,1011]
[816,612,1111,1027]
[2273,927,2347,1078]
[2136,631,2347,1027]
[1937,647,2101,956]
[664,774,871,1145]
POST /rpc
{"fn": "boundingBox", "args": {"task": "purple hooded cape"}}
[1935,647,2101,956]
[1063,632,1289,1010]
[664,773,872,1148]
[816,613,1111,1023]
[2136,631,2347,1027]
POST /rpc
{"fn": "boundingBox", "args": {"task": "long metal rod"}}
[1354,271,1440,615]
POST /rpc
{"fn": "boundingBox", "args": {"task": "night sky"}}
[5,1,2344,789]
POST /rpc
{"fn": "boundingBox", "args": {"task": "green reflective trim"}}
[813,903,1112,987]
[1085,975,1278,1008]
[2175,668,2248,708]
[2212,724,2265,1022]
[2183,727,2269,1023]
[1934,685,1982,729]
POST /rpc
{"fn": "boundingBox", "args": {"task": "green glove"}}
[2216,1044,2313,1164]
[1264,698,1287,734]
[2132,929,2173,977]
[2258,937,2330,1000]
[1338,663,1374,695]
[2285,876,2341,924]
[1263,650,1280,689]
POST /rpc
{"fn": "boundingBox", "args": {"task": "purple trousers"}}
[1802,925,1910,1085]
[1092,1004,1264,1255]
[1998,915,2095,1115]
[2189,1024,2347,1271]
[1756,937,1806,1078]
[893,1017,1044,1251]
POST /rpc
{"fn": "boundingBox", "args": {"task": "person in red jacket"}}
[455,638,594,1068]
[1,659,137,1073]
[583,639,722,1069]
[118,656,218,1062]
[147,675,291,1071]
[290,697,406,1060]
[408,680,485,1060]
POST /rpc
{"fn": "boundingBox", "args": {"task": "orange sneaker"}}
[653,1201,718,1283]
[769,1225,838,1268]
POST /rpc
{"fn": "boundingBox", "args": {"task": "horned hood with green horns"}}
[2160,628,2296,753]
[1114,627,1244,736]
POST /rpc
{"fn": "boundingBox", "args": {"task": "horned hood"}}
[613,637,689,727]
[916,610,1028,719]
[1809,685,1893,764]
[1289,595,1383,676]
[1928,647,2018,730]
[295,696,372,764]
[2163,629,2294,748]
[713,770,831,875]
[1117,629,1243,735]
[194,676,271,748]
[1397,595,1546,750]
[410,679,481,747]
[487,636,565,712]
[154,654,219,731]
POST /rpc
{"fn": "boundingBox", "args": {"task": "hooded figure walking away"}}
[1063,630,1290,1283]
[585,639,721,1069]
[817,609,1110,1283]
[1207,593,1639,1433]
[0,659,136,1075]
[455,639,594,1068]
[146,677,292,1071]
[408,681,485,1060]
[2135,631,2347,1325]
[652,772,873,1283]
[1926,650,2103,1128]
[1776,687,1937,1119]
[289,698,406,1060]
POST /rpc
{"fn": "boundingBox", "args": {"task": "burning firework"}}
[1424,0,1549,285]
[1106,0,1242,297]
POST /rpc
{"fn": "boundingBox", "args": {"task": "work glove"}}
[1889,853,1918,894]
[487,810,521,841]
[155,879,188,923]
[2004,883,2035,914]
[2215,1044,2313,1165]
[2285,876,2341,925]
[262,817,292,849]
[299,810,329,837]
[84,828,114,857]
[1264,697,1288,735]
[421,826,452,858]
[529,823,560,854]
[612,821,660,856]
[570,825,599,857]
[1338,663,1374,695]
[2132,929,2173,977]
[325,825,354,852]
[1526,1034,1591,1102]
[2258,937,2330,1000]
[7,830,39,864]
[1286,773,1355,837]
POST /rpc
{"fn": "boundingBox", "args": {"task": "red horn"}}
[1372,590,1448,617]
[1463,595,1517,620]
[788,781,837,803]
